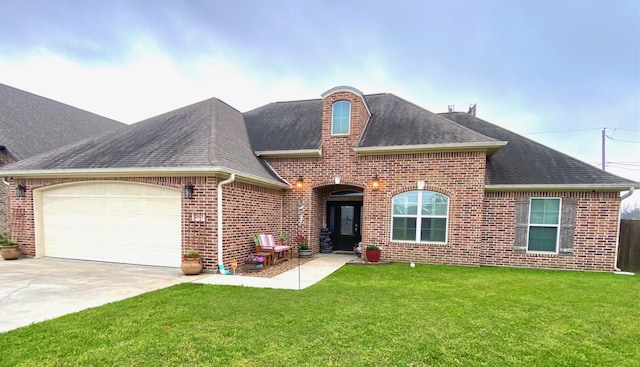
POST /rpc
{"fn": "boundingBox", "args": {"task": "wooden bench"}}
[258,234,292,264]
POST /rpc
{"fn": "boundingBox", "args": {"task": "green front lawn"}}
[2,264,639,366]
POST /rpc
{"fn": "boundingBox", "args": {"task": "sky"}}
[0,0,638,204]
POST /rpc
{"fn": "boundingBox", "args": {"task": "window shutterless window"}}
[527,198,561,253]
[331,101,350,135]
[392,191,448,243]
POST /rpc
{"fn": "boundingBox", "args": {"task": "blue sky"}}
[0,0,638,203]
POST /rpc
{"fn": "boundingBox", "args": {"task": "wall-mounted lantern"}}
[372,175,380,191]
[183,183,194,199]
[15,184,26,197]
[294,176,304,189]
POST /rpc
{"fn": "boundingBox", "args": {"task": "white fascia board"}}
[254,149,321,158]
[1,166,290,189]
[485,183,639,192]
[354,141,508,155]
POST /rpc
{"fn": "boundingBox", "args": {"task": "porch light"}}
[15,184,26,197]
[372,175,380,191]
[183,183,194,199]
[294,176,304,189]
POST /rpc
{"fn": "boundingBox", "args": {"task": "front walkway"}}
[194,253,354,290]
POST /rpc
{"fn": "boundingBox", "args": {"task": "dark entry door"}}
[327,201,362,251]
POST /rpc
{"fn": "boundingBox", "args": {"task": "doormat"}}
[333,251,355,255]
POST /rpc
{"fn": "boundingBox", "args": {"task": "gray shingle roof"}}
[3,98,284,185]
[360,94,499,147]
[244,99,322,151]
[244,93,500,151]
[0,83,124,160]
[440,112,638,188]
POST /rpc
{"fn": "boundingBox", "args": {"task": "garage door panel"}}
[40,182,182,267]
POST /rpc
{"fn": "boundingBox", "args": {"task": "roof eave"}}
[1,167,290,189]
[254,149,322,158]
[485,183,639,193]
[354,141,508,156]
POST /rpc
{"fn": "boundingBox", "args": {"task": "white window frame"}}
[526,197,562,254]
[331,101,351,136]
[390,190,449,244]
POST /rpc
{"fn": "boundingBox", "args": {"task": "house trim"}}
[354,141,508,155]
[2,167,290,189]
[254,149,322,158]
[485,184,637,192]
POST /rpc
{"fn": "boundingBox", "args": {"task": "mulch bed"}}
[236,257,314,278]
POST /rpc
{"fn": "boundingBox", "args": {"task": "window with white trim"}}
[331,101,350,135]
[527,198,561,253]
[392,191,448,243]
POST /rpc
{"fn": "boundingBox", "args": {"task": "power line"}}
[523,127,640,136]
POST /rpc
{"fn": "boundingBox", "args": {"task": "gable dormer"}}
[321,86,371,145]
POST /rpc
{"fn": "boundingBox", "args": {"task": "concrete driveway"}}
[0,257,202,333]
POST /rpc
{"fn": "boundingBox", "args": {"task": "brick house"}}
[0,83,124,234]
[1,86,636,271]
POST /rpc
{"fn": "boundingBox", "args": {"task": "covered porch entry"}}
[313,185,364,254]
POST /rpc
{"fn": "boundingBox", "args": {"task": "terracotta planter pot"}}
[0,245,21,260]
[181,258,202,275]
[366,249,381,263]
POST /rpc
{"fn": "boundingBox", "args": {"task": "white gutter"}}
[354,141,508,156]
[2,177,9,186]
[217,173,235,272]
[614,186,635,272]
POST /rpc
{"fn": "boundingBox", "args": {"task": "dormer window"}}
[331,101,351,135]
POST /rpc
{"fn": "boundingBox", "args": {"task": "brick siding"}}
[5,89,624,272]
[481,191,620,271]
[0,149,15,234]
[10,176,281,270]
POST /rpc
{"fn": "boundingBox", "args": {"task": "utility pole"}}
[601,128,606,171]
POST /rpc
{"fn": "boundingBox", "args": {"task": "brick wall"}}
[11,176,282,270]
[0,149,15,234]
[265,88,488,266]
[481,191,620,271]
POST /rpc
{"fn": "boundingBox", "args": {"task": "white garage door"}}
[39,182,182,267]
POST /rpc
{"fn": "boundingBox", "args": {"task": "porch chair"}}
[258,234,292,264]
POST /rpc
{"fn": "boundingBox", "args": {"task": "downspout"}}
[2,177,10,186]
[614,187,635,272]
[217,173,235,272]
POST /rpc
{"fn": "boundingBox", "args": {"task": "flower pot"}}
[298,249,312,258]
[181,258,202,275]
[366,249,381,263]
[244,262,263,273]
[0,245,21,260]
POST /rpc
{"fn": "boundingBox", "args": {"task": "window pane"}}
[530,198,560,225]
[332,101,350,134]
[528,227,557,252]
[420,218,447,242]
[392,217,416,241]
[393,192,418,215]
[340,206,354,235]
[422,192,448,216]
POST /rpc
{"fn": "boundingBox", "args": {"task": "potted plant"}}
[181,250,202,275]
[295,234,311,258]
[243,254,265,272]
[365,245,381,263]
[0,232,21,260]
[253,233,261,252]
[279,231,286,245]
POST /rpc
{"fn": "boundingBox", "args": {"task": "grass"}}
[1,264,639,366]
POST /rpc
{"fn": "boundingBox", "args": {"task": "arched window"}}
[391,191,449,243]
[331,101,350,135]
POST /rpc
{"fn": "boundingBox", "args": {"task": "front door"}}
[326,201,362,251]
